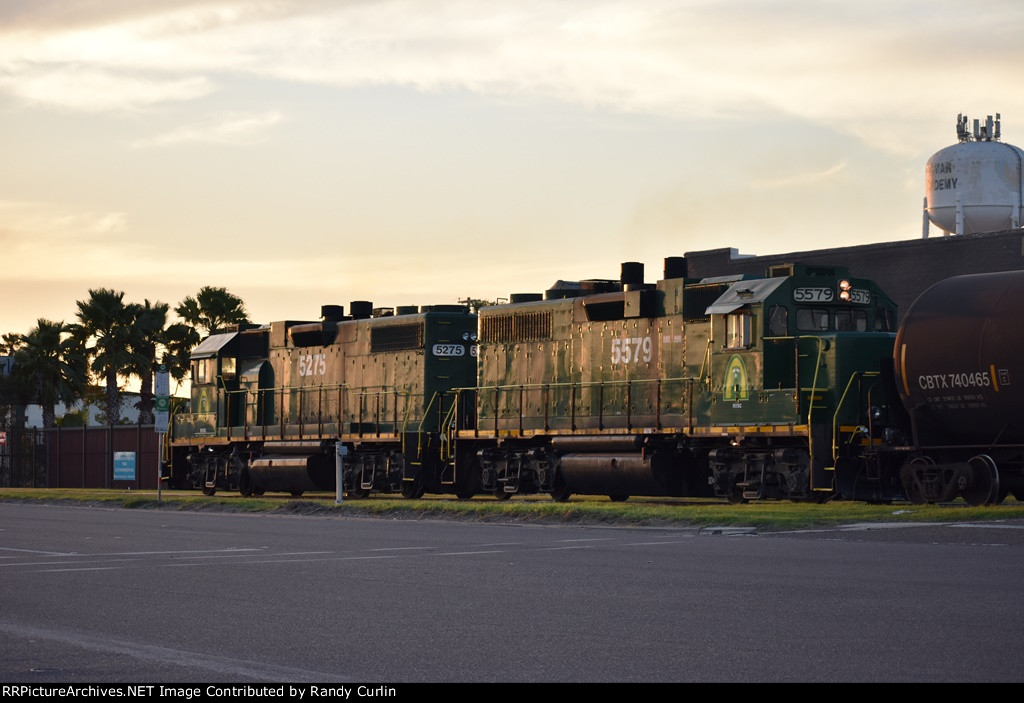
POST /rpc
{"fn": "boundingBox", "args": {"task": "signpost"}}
[155,363,170,502]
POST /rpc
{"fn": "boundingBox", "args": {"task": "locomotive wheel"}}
[608,494,629,502]
[962,455,999,507]
[238,470,254,497]
[494,489,512,501]
[549,477,572,503]
[725,480,747,504]
[455,489,476,500]
[400,477,426,500]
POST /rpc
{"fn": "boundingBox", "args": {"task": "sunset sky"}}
[3,0,1023,337]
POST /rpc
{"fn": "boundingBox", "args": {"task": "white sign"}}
[155,363,170,433]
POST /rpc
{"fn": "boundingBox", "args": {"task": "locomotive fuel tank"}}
[893,270,1024,446]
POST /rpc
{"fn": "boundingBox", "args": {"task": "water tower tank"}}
[925,113,1024,235]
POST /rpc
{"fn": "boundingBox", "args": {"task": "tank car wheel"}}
[400,477,426,500]
[493,489,513,501]
[347,489,371,499]
[252,485,265,496]
[289,489,304,497]
[455,490,476,500]
[608,494,629,502]
[962,455,999,507]
[901,457,933,505]
[201,486,216,496]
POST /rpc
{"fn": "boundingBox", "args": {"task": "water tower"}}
[923,113,1024,236]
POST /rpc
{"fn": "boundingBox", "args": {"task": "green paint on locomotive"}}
[472,263,897,441]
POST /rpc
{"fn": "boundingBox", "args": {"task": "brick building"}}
[682,228,1024,319]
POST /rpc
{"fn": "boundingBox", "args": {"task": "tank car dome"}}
[925,113,1024,235]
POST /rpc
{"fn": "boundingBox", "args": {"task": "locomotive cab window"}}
[725,313,752,349]
[834,309,867,332]
[874,308,895,332]
[796,308,829,332]
[193,359,214,384]
[767,305,789,336]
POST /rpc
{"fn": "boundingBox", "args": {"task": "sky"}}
[2,0,1023,338]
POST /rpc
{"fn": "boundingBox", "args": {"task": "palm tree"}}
[10,320,89,428]
[126,300,168,425]
[175,286,250,338]
[125,301,200,424]
[74,288,139,425]
[0,332,27,429]
[163,322,201,389]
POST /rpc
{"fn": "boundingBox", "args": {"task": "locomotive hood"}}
[190,332,239,359]
[704,277,788,315]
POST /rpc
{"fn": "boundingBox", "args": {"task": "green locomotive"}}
[168,302,478,498]
[452,260,899,502]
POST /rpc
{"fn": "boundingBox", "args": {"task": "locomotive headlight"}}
[838,279,852,302]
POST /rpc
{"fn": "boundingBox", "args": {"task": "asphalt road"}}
[2,503,1023,683]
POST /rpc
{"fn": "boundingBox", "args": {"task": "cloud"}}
[133,111,284,147]
[750,162,848,189]
[0,67,212,112]
[0,201,130,269]
[0,1,1020,151]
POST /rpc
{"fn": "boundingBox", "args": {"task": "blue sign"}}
[114,452,136,481]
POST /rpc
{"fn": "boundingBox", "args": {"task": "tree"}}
[74,288,139,425]
[162,322,201,388]
[126,300,168,425]
[126,300,199,424]
[0,332,26,430]
[9,319,89,428]
[175,286,250,338]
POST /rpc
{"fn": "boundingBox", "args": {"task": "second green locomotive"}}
[455,260,899,503]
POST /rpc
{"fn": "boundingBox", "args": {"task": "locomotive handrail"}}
[185,382,423,446]
[698,338,712,384]
[832,371,880,461]
[802,336,828,493]
[414,391,441,461]
[454,376,700,436]
[765,334,829,491]
[439,389,463,462]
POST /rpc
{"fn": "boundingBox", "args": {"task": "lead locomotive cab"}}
[704,264,898,502]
